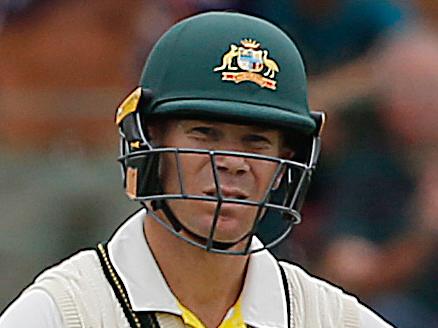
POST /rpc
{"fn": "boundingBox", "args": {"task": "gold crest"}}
[213,39,280,90]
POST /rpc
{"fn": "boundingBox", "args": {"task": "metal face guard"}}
[118,147,312,255]
[114,87,324,255]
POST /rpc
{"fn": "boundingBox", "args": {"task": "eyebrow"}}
[181,120,277,133]
[245,125,276,133]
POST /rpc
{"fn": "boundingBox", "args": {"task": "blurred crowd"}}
[0,1,437,327]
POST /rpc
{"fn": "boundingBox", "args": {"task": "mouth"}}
[202,186,249,200]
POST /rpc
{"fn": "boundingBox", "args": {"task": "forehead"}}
[169,119,281,134]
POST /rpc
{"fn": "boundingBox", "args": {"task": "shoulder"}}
[0,283,63,327]
[30,249,102,304]
[279,261,348,299]
[1,249,127,328]
[36,249,99,280]
[1,250,99,328]
[279,261,394,327]
[33,248,128,327]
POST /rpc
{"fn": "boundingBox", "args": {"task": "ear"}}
[146,120,169,147]
[280,148,295,160]
[147,124,158,143]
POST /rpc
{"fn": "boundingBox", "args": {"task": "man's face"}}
[150,119,289,247]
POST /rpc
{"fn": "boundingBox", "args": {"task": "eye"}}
[191,126,212,135]
[244,134,273,149]
[187,126,219,141]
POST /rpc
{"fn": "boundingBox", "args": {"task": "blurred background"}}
[0,0,437,326]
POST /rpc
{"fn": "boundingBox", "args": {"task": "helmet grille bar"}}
[210,151,223,199]
[206,199,223,251]
[243,161,285,254]
[289,170,306,208]
[174,150,186,195]
[120,148,309,170]
[206,152,223,251]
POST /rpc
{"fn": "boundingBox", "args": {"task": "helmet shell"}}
[140,11,316,135]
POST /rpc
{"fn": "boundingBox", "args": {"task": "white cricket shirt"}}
[0,209,393,327]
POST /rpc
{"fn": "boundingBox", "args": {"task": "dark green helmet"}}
[138,11,316,135]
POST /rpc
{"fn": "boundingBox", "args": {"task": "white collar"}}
[108,209,288,328]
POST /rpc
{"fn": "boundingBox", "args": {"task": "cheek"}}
[159,154,177,192]
[160,153,212,193]
[251,161,279,193]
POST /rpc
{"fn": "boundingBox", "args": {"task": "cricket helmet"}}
[116,11,325,255]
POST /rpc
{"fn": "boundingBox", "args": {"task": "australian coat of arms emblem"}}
[213,39,280,90]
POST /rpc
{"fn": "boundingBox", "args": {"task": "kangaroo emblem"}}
[213,44,239,71]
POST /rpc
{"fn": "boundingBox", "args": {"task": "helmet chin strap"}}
[149,199,250,251]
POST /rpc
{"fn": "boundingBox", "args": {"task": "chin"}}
[169,199,258,242]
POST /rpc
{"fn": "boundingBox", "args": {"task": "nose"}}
[214,154,250,176]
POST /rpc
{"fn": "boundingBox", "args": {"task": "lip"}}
[202,186,250,200]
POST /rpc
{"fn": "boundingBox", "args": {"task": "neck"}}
[144,215,249,327]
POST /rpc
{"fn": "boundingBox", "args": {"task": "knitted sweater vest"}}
[25,250,360,328]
